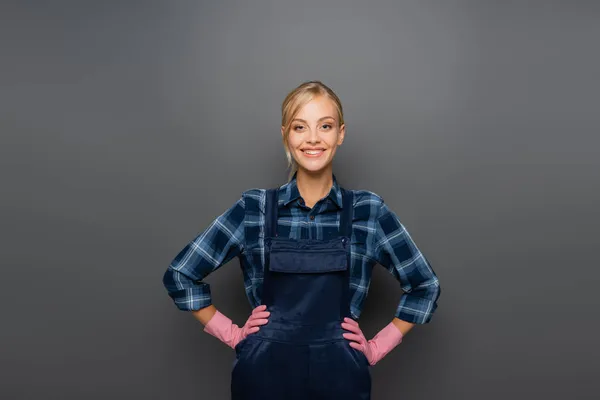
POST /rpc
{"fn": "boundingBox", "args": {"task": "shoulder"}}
[242,181,292,213]
[240,188,267,213]
[344,188,386,222]
[241,188,266,202]
[346,188,385,209]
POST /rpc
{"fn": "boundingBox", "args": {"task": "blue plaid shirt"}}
[162,174,441,324]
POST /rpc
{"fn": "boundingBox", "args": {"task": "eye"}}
[322,124,332,129]
[293,125,305,131]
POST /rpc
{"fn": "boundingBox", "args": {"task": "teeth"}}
[304,150,322,154]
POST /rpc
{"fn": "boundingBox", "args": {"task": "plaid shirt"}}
[162,174,441,324]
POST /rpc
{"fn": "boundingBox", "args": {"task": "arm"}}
[191,305,218,326]
[161,194,270,348]
[162,195,245,316]
[391,317,415,336]
[373,200,441,328]
[342,198,441,365]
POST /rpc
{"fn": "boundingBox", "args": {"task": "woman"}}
[162,81,441,399]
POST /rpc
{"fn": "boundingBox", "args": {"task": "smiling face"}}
[282,95,345,175]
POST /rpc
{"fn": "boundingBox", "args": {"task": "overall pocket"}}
[269,248,348,273]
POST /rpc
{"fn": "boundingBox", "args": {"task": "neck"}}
[295,167,334,208]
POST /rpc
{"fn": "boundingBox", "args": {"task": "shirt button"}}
[309,215,315,220]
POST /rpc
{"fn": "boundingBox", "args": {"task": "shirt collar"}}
[280,171,343,209]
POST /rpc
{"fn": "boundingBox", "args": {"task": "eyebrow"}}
[292,116,336,123]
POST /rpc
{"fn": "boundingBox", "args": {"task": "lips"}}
[301,148,326,157]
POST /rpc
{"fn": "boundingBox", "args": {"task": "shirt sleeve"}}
[162,194,246,311]
[373,200,441,324]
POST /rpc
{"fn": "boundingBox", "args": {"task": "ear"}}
[281,126,285,139]
[337,123,345,145]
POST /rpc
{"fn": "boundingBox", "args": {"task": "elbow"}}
[162,266,183,295]
[162,266,173,290]
[409,276,440,302]
[430,278,441,303]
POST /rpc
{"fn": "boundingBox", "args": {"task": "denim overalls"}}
[231,187,371,399]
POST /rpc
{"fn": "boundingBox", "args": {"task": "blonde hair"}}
[281,80,344,181]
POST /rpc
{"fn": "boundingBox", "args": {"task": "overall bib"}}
[231,188,371,400]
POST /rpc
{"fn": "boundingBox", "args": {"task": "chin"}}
[292,150,335,174]
[296,163,332,174]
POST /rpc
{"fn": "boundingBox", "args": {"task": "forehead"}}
[294,96,337,120]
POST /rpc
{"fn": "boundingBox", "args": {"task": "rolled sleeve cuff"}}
[168,285,213,312]
[395,291,440,324]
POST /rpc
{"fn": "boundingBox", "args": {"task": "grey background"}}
[1,1,599,399]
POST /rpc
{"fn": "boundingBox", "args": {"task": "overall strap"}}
[264,188,279,238]
[339,188,354,238]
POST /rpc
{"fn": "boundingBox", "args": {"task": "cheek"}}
[327,136,341,151]
[287,135,302,149]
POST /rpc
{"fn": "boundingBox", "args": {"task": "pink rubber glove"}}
[341,317,403,366]
[203,305,270,349]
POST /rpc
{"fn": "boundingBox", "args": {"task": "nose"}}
[306,127,320,144]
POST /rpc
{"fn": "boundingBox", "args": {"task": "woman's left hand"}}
[341,317,376,365]
[341,317,404,366]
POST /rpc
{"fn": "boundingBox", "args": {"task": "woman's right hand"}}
[231,305,270,348]
[203,305,270,349]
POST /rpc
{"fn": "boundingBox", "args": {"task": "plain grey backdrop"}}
[1,1,599,399]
